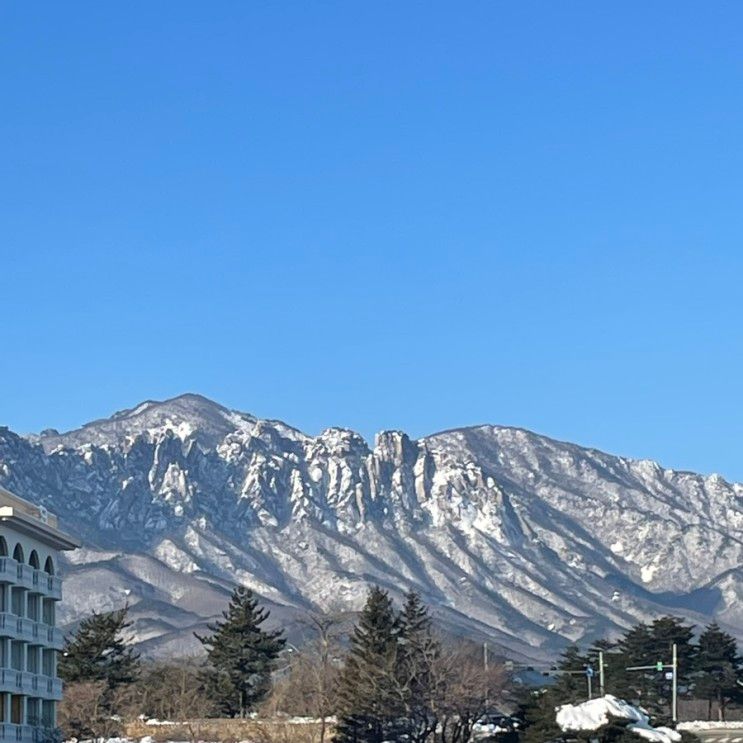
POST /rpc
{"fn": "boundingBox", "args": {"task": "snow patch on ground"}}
[556,695,646,730]
[556,695,680,743]
[678,721,743,730]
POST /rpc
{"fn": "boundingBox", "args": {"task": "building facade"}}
[0,487,78,742]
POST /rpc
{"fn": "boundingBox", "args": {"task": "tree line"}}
[58,589,743,743]
[57,585,505,743]
[521,616,743,743]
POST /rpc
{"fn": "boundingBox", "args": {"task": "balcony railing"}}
[0,561,61,600]
[0,669,62,699]
[34,573,61,600]
[14,566,34,593]
[0,562,14,585]
[0,724,39,743]
[0,614,33,642]
[23,718,53,731]
[40,625,62,650]
[0,614,62,649]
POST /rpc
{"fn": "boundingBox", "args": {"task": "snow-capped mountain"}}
[2,393,742,661]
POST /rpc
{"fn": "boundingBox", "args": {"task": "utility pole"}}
[483,642,489,711]
[671,642,678,724]
[625,643,678,723]
[599,651,605,697]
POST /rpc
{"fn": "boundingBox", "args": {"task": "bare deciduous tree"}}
[433,641,508,743]
[264,613,344,743]
[304,613,344,743]
[128,658,216,721]
[58,681,125,741]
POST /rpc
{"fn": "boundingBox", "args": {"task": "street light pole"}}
[599,651,605,697]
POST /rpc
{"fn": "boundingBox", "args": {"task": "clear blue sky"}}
[3,2,742,480]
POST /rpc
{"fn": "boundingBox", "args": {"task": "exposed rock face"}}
[2,393,742,660]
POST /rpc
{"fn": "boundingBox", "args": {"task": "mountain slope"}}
[2,393,742,661]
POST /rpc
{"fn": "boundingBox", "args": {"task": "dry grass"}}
[124,717,333,743]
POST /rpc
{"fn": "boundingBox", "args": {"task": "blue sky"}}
[2,2,743,479]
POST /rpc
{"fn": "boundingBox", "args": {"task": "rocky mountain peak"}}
[2,396,743,661]
[37,393,255,452]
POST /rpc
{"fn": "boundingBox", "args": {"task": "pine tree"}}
[613,616,695,720]
[334,586,404,743]
[195,586,285,717]
[59,606,140,688]
[585,638,620,697]
[694,622,742,721]
[520,645,591,743]
[610,622,653,703]
[647,616,695,720]
[397,591,440,743]
[554,645,593,702]
[649,616,695,680]
[519,687,562,743]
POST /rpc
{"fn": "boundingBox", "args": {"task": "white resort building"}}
[0,487,78,742]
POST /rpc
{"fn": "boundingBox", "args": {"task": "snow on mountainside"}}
[2,393,743,661]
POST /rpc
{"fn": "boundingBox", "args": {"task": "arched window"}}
[12,544,23,563]
[0,538,7,557]
[43,557,54,576]
[29,551,40,570]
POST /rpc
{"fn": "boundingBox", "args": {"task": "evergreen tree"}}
[585,638,620,697]
[694,622,742,721]
[58,606,140,688]
[610,621,653,703]
[195,586,285,717]
[554,645,593,702]
[397,591,440,743]
[613,616,695,720]
[334,586,404,743]
[520,645,591,743]
[649,616,696,681]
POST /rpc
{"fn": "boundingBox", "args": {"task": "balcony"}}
[33,626,62,651]
[0,670,62,700]
[0,562,15,586]
[0,724,37,743]
[39,676,62,699]
[0,616,61,649]
[13,568,33,594]
[31,573,60,601]
[0,616,33,643]
[0,561,61,601]
[24,674,62,700]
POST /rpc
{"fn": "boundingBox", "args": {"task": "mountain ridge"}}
[30,393,736,485]
[2,393,742,661]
